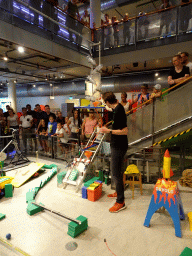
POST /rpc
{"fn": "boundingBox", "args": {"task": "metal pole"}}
[99,41,101,66]
[32,202,81,225]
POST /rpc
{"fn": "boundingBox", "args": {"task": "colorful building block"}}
[180,247,192,256]
[0,213,6,220]
[68,215,88,238]
[4,184,13,198]
[26,200,44,216]
[82,186,87,199]
[26,191,35,203]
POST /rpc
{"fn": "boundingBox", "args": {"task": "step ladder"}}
[62,130,106,193]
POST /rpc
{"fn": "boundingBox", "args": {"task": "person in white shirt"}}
[53,122,66,157]
[19,107,33,153]
[120,92,130,113]
[181,52,192,74]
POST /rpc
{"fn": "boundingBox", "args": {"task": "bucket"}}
[187,212,192,231]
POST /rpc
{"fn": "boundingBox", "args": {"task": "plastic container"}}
[188,212,192,231]
[87,183,102,202]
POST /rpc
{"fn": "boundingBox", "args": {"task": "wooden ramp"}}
[12,162,45,188]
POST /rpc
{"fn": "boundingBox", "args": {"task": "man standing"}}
[44,105,56,124]
[35,104,47,129]
[100,92,128,213]
[180,52,192,74]
[20,107,33,153]
[168,55,190,92]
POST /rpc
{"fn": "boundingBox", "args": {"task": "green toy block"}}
[5,184,13,198]
[26,191,35,203]
[67,215,88,238]
[26,200,44,216]
[84,177,98,188]
[0,213,6,220]
[57,171,67,184]
[180,247,192,256]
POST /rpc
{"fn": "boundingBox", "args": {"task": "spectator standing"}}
[44,105,56,125]
[112,16,120,47]
[120,92,130,113]
[3,105,10,123]
[37,119,48,153]
[103,14,113,48]
[168,54,190,92]
[67,109,81,140]
[64,0,79,43]
[180,0,191,32]
[26,104,37,150]
[56,111,65,125]
[81,109,98,140]
[19,107,33,153]
[46,115,57,155]
[131,84,150,106]
[137,11,150,40]
[0,108,5,135]
[35,104,47,129]
[159,0,172,37]
[180,52,192,73]
[7,109,19,130]
[30,0,41,25]
[100,92,128,213]
[53,122,65,157]
[122,13,131,45]
[150,84,162,100]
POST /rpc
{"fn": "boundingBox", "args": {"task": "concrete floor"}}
[1,157,192,256]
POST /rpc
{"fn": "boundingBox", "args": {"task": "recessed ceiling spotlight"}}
[50,83,53,87]
[155,73,159,77]
[157,77,161,80]
[33,84,36,87]
[14,79,17,83]
[3,56,8,61]
[18,46,24,53]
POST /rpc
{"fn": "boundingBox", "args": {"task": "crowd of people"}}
[20,0,192,48]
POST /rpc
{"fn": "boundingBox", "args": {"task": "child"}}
[46,115,57,155]
[63,116,70,157]
[38,119,48,153]
[150,84,162,100]
[95,118,104,142]
[53,122,65,157]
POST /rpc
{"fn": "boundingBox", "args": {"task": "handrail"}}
[105,76,192,127]
[93,1,192,31]
[15,0,93,44]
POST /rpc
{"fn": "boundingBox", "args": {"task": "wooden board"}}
[12,162,45,188]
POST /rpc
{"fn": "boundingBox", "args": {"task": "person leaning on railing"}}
[168,54,190,92]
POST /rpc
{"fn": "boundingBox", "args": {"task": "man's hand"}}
[99,126,110,134]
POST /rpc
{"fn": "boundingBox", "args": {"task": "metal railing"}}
[93,2,192,50]
[125,77,192,146]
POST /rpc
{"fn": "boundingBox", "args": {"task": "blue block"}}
[82,186,87,199]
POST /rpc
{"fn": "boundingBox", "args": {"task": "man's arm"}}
[100,126,128,135]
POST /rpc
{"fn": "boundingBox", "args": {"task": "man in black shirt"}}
[100,92,128,213]
[168,55,190,92]
[35,104,47,129]
[44,105,56,124]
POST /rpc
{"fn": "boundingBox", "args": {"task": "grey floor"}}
[1,157,192,256]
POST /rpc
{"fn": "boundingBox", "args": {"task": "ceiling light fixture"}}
[14,79,17,83]
[3,56,8,61]
[50,83,53,87]
[18,46,25,53]
[155,73,159,77]
[33,84,36,88]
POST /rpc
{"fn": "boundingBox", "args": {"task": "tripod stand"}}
[0,128,30,170]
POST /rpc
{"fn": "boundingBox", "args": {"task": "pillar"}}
[90,0,101,28]
[8,80,17,112]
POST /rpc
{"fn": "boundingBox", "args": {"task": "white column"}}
[90,0,101,28]
[8,80,17,112]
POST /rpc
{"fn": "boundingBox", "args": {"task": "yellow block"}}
[188,212,192,232]
[163,156,171,179]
